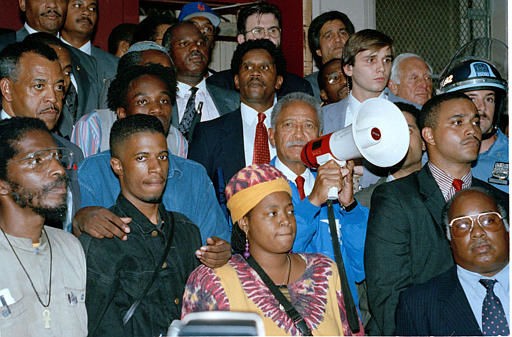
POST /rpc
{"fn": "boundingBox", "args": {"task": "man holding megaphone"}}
[269,92,370,331]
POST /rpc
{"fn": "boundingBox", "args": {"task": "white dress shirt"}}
[274,157,315,196]
[241,100,277,165]
[176,79,220,123]
[344,91,388,127]
[61,38,92,55]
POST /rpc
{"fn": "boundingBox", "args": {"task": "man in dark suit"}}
[395,187,509,336]
[188,39,284,196]
[0,0,101,139]
[0,41,83,232]
[162,22,239,142]
[364,92,508,335]
[60,0,118,94]
[206,1,312,98]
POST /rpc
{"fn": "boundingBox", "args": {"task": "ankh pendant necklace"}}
[1,227,53,329]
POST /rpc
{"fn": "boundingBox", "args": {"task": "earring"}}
[243,237,250,259]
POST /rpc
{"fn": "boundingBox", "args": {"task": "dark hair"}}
[133,14,177,43]
[107,63,177,112]
[24,32,69,50]
[317,57,342,91]
[108,23,137,54]
[342,29,394,67]
[308,11,354,67]
[394,102,420,122]
[230,39,286,77]
[0,117,50,181]
[110,114,166,159]
[162,21,201,52]
[0,41,58,81]
[236,2,282,35]
[419,92,472,130]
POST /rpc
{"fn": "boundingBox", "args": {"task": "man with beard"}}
[60,0,118,90]
[364,92,508,335]
[188,39,284,197]
[162,21,239,142]
[0,117,87,336]
[80,114,202,337]
[0,41,83,232]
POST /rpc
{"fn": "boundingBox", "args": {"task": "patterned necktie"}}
[252,112,270,164]
[295,176,306,200]
[452,178,464,192]
[65,83,79,122]
[178,87,199,136]
[479,279,509,336]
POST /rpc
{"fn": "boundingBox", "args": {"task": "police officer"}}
[440,58,508,193]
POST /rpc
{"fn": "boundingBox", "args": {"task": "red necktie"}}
[295,176,306,200]
[252,112,270,164]
[452,178,464,192]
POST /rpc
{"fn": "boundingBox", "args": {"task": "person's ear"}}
[237,34,246,44]
[234,74,240,91]
[268,127,276,147]
[0,179,10,196]
[116,107,127,119]
[238,217,249,236]
[422,127,435,146]
[110,157,123,177]
[18,0,26,12]
[118,40,130,57]
[274,75,284,90]
[0,78,14,103]
[320,89,329,103]
[315,49,323,58]
[343,64,353,77]
[388,79,399,95]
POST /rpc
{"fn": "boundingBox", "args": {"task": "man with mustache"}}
[439,59,508,193]
[0,41,83,232]
[395,187,509,336]
[162,21,239,142]
[268,92,369,324]
[0,0,101,139]
[61,0,118,91]
[188,39,283,198]
[80,114,202,337]
[364,92,508,335]
[0,117,87,336]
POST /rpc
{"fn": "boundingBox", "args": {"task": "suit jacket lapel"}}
[438,267,483,335]
[417,165,445,228]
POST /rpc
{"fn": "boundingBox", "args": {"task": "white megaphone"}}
[301,98,410,199]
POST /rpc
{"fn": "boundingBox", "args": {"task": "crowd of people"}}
[0,0,508,336]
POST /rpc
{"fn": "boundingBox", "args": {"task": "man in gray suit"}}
[60,0,118,97]
[162,22,239,142]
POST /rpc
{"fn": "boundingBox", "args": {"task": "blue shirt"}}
[270,158,369,314]
[457,264,509,331]
[78,150,230,244]
[472,130,509,193]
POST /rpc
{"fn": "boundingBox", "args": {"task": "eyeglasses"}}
[326,71,346,85]
[245,26,281,39]
[448,211,504,237]
[15,147,74,171]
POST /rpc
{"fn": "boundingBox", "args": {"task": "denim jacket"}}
[80,194,201,337]
[78,150,230,243]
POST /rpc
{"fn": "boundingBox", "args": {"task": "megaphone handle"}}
[316,155,346,200]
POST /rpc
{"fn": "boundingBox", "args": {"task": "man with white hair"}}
[387,53,433,107]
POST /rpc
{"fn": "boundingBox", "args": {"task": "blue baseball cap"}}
[178,2,220,28]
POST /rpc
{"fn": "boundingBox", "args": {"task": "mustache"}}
[41,104,60,114]
[42,175,69,193]
[77,17,93,25]
[461,134,482,145]
[189,50,205,59]
[41,9,62,17]
[285,140,307,148]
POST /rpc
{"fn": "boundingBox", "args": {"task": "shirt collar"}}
[458,263,509,288]
[61,39,92,55]
[1,110,12,120]
[428,162,472,199]
[177,79,206,98]
[240,97,276,124]
[274,156,315,186]
[114,193,172,235]
[24,23,60,38]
